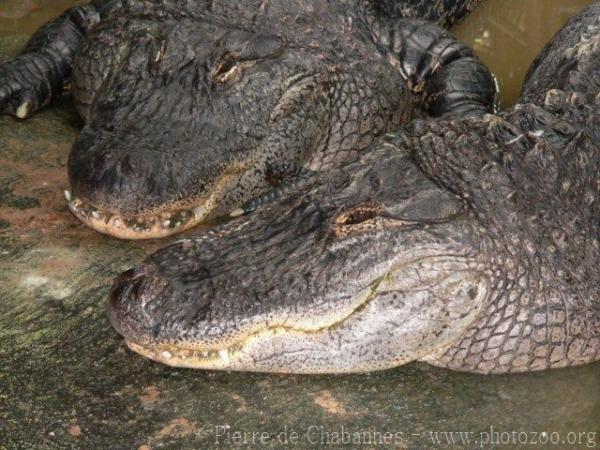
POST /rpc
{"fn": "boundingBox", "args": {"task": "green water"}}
[0,1,598,449]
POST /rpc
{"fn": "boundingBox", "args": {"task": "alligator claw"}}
[0,5,99,119]
[0,57,47,118]
[15,90,40,119]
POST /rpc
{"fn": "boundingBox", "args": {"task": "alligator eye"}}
[211,53,241,83]
[331,204,416,239]
[334,204,382,226]
[331,204,382,238]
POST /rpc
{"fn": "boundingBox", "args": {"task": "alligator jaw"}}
[111,251,491,373]
[65,190,207,239]
[113,270,388,372]
[126,341,243,370]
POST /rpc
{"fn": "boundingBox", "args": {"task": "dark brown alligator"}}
[0,0,494,239]
[108,3,600,374]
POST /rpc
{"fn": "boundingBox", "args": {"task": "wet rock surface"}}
[0,1,599,449]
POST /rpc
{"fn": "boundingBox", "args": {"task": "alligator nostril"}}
[120,266,148,282]
[107,265,155,339]
[109,280,132,308]
[120,155,135,175]
[109,266,150,309]
[92,152,113,171]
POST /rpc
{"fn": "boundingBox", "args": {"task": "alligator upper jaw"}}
[65,190,208,239]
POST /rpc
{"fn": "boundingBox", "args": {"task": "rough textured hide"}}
[109,3,600,374]
[0,0,494,239]
[0,2,599,447]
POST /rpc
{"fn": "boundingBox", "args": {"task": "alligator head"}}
[0,2,494,239]
[107,144,495,372]
[65,5,414,239]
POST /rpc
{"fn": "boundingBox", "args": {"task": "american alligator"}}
[109,3,600,374]
[0,0,494,239]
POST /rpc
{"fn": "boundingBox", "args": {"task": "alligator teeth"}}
[529,129,545,137]
[16,102,30,119]
[230,208,245,218]
[161,350,173,359]
[218,349,230,364]
[64,193,208,236]
[193,206,205,220]
[112,217,123,229]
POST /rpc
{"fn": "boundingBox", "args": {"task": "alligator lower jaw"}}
[126,340,246,369]
[65,190,207,240]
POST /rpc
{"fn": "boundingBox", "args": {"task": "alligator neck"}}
[405,102,600,373]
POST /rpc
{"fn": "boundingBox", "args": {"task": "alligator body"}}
[109,3,600,374]
[0,0,493,239]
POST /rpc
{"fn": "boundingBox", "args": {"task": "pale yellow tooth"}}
[230,208,244,218]
[16,102,30,119]
[218,349,230,364]
[112,217,123,229]
[161,350,173,359]
[193,206,206,220]
[64,190,72,202]
[201,351,209,357]
[161,219,171,228]
[91,211,101,220]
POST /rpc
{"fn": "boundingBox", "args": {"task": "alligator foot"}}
[368,17,497,117]
[0,5,98,118]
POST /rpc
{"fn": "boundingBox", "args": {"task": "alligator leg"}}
[230,162,316,217]
[0,4,99,119]
[368,18,497,117]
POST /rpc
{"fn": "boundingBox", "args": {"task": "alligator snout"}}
[66,126,226,239]
[108,264,169,341]
[108,246,261,359]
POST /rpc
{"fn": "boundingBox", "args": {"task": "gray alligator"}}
[109,3,600,374]
[0,0,494,239]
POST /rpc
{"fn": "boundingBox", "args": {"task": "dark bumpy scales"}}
[0,0,494,239]
[108,4,600,373]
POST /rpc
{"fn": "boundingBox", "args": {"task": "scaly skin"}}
[108,3,600,374]
[0,0,494,239]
